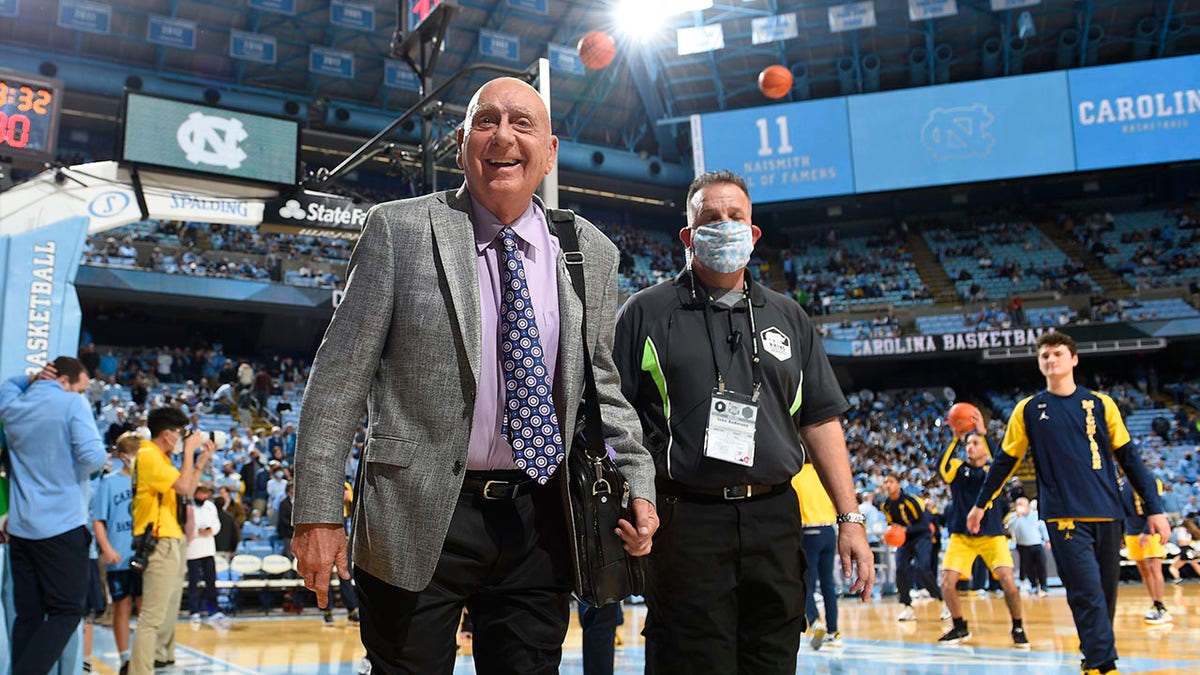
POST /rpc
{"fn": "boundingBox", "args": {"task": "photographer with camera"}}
[129,407,216,675]
[0,356,106,675]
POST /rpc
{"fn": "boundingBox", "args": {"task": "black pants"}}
[1017,543,1049,590]
[1047,520,1122,668]
[187,557,218,615]
[10,526,90,675]
[579,603,621,675]
[644,488,807,675]
[896,534,942,605]
[355,480,570,675]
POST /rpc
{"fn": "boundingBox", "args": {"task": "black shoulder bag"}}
[549,209,645,607]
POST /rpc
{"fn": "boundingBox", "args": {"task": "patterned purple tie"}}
[498,227,564,483]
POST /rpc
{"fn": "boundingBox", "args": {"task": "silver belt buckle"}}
[723,485,751,500]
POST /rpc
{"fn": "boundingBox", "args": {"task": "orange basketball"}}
[577,31,616,70]
[758,64,793,99]
[947,402,982,436]
[883,524,907,547]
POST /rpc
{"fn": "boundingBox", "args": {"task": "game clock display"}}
[0,69,63,160]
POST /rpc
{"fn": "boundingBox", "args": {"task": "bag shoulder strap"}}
[547,209,605,461]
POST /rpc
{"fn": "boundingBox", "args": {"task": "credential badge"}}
[760,326,791,362]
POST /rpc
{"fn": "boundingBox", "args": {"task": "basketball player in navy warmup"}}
[968,332,1168,675]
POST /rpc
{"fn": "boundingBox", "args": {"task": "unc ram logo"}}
[920,104,995,161]
[176,112,248,170]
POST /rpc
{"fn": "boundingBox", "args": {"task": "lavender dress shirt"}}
[467,197,561,470]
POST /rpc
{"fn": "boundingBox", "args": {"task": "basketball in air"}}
[947,402,982,435]
[758,64,793,99]
[883,524,907,547]
[578,31,617,70]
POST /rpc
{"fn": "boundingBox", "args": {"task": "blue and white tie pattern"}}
[498,227,564,484]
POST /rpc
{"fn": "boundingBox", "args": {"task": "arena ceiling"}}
[1,0,1198,169]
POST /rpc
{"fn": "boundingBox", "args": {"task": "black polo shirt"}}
[614,270,848,488]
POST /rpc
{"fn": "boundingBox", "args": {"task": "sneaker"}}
[938,625,971,644]
[1012,626,1030,649]
[810,618,827,650]
[348,608,360,624]
[1037,588,1049,598]
[119,662,129,675]
[1172,576,1184,585]
[153,660,175,669]
[823,632,843,649]
[993,589,1006,597]
[190,612,202,625]
[939,604,952,621]
[356,657,372,675]
[975,588,988,598]
[1143,607,1172,625]
[323,610,335,625]
[897,605,917,622]
[206,611,232,630]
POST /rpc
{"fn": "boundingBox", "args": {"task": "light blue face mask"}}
[691,221,753,274]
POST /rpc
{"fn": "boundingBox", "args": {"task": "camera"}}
[187,429,228,449]
[129,528,159,571]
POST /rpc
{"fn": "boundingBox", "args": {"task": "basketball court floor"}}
[84,583,1200,674]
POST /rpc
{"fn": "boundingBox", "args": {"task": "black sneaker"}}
[348,608,361,624]
[938,625,971,645]
[153,660,175,669]
[120,663,130,675]
[323,610,335,625]
[1012,626,1030,649]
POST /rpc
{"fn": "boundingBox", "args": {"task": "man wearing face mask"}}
[128,407,216,674]
[613,170,874,674]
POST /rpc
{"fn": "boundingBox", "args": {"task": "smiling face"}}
[456,77,558,224]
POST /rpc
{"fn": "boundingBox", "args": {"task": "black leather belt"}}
[657,478,790,502]
[461,470,535,500]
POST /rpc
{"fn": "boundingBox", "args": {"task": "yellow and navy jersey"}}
[1120,477,1165,535]
[975,387,1164,522]
[882,491,931,537]
[939,436,1004,536]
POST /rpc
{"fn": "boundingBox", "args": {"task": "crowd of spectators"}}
[1068,208,1200,291]
[929,219,1094,300]
[782,224,933,315]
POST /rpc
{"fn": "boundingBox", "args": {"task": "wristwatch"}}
[836,512,867,525]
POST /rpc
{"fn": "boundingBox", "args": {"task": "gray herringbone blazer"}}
[292,185,655,592]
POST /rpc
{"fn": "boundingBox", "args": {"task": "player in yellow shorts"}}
[1120,477,1171,624]
[937,427,1026,647]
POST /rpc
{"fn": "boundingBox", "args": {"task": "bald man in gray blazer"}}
[292,77,658,674]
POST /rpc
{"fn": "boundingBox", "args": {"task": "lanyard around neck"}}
[699,271,762,402]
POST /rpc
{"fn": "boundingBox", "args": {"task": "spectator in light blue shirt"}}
[0,357,106,674]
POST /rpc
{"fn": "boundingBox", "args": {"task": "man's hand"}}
[1147,513,1171,546]
[293,523,350,608]
[966,506,985,534]
[31,362,57,384]
[615,497,659,557]
[837,523,876,601]
[971,409,986,434]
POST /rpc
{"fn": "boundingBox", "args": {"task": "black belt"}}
[657,478,790,502]
[461,470,535,500]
